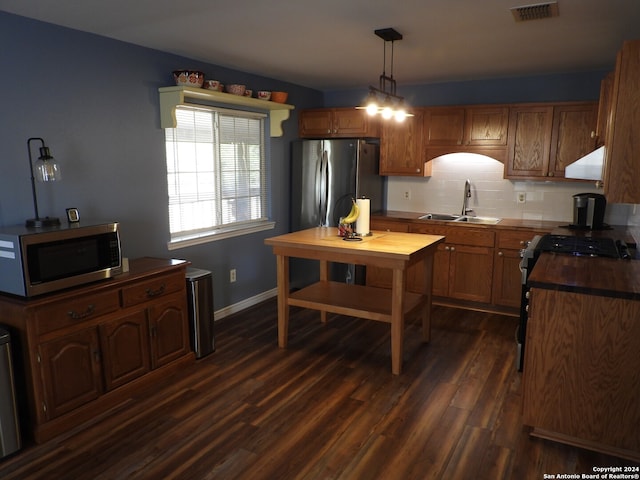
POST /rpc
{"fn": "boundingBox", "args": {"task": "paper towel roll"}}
[355,198,370,235]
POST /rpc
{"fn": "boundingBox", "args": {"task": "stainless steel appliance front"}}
[0,222,122,297]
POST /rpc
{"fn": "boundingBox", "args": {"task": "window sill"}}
[167,221,276,250]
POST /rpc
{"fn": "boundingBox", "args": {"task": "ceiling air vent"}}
[511,1,559,21]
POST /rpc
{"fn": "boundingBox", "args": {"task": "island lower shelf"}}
[288,281,427,322]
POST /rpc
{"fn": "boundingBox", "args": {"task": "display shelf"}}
[158,86,295,137]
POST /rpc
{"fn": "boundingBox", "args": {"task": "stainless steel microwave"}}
[0,222,122,297]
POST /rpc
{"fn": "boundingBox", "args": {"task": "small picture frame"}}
[66,208,80,223]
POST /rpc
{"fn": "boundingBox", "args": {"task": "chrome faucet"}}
[461,179,474,216]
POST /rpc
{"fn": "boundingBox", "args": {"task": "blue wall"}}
[323,70,609,107]
[0,12,322,310]
[0,11,612,311]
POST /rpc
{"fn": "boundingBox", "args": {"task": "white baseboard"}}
[214,288,278,321]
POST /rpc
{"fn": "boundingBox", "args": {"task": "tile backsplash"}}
[385,153,640,226]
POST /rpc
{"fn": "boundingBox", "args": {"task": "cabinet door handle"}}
[67,304,95,320]
[145,284,166,298]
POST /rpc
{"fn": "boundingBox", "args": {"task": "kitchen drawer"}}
[445,226,494,247]
[409,224,448,236]
[371,219,409,232]
[121,271,185,308]
[497,230,544,250]
[35,290,121,336]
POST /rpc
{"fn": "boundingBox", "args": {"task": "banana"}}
[341,199,360,224]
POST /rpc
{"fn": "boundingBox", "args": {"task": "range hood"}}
[564,146,605,181]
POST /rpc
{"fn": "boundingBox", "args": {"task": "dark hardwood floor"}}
[1,299,637,479]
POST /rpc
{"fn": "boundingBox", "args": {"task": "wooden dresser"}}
[0,257,194,443]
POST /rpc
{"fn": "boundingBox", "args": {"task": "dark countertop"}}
[528,253,640,300]
[375,211,640,298]
[374,211,637,238]
[374,210,566,231]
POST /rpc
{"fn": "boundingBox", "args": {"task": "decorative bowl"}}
[203,79,220,91]
[226,84,246,96]
[257,91,271,101]
[244,89,253,97]
[271,91,288,103]
[173,70,205,88]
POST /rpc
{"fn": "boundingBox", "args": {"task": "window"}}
[165,104,273,249]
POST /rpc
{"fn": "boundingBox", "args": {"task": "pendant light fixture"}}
[25,137,62,228]
[357,28,412,122]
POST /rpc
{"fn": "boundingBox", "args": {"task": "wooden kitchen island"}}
[524,253,640,462]
[264,227,444,374]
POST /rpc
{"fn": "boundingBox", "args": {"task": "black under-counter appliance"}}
[516,234,628,371]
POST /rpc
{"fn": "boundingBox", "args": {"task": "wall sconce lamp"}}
[26,137,62,228]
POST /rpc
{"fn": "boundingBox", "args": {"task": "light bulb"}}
[381,106,393,119]
[366,102,379,116]
[35,159,61,182]
[394,109,407,122]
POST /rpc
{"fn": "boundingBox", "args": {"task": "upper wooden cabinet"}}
[549,103,598,177]
[602,39,640,203]
[424,106,509,147]
[424,107,465,146]
[594,72,614,148]
[423,106,509,163]
[298,108,379,138]
[505,102,597,180]
[379,108,429,176]
[505,105,554,178]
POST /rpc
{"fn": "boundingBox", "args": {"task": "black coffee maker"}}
[571,193,607,230]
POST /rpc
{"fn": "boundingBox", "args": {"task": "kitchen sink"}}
[453,215,502,224]
[418,213,461,221]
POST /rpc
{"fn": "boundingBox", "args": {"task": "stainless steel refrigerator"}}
[290,139,385,288]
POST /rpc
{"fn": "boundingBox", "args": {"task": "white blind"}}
[166,105,267,242]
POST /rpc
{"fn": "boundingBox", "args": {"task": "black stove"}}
[535,234,622,258]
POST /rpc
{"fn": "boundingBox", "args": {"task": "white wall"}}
[386,153,640,226]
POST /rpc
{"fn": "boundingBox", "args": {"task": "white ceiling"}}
[2,0,640,90]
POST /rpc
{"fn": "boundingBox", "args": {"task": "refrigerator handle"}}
[319,150,328,225]
[314,151,323,226]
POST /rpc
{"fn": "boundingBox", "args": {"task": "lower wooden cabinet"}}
[492,248,524,308]
[492,229,546,308]
[148,294,190,368]
[99,310,151,392]
[38,328,102,419]
[523,288,640,461]
[0,258,193,443]
[369,217,549,312]
[446,244,494,302]
[409,224,495,303]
